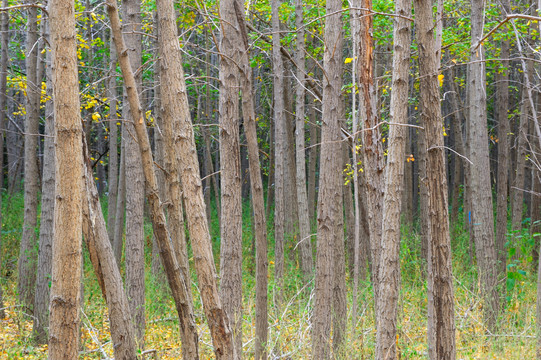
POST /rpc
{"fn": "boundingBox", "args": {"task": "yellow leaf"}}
[344,57,353,64]
[438,74,444,87]
[91,112,101,121]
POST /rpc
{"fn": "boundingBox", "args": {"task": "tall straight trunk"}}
[469,0,499,330]
[121,0,146,344]
[156,2,200,356]
[283,75,299,239]
[18,2,40,312]
[33,38,54,343]
[307,101,318,226]
[231,3,269,358]
[0,0,8,321]
[358,0,384,320]
[218,0,243,353]
[376,0,411,357]
[107,35,119,243]
[81,137,138,360]
[106,1,235,357]
[414,0,457,357]
[113,142,126,265]
[294,0,313,283]
[271,0,286,305]
[312,0,344,356]
[48,0,84,355]
[511,76,532,233]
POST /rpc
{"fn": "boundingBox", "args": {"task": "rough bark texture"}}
[121,0,146,344]
[312,0,344,356]
[271,0,286,305]
[218,0,243,353]
[233,3,269,358]
[81,138,138,360]
[376,0,411,356]
[106,1,234,357]
[358,0,384,321]
[107,36,119,244]
[156,0,200,356]
[469,0,499,330]
[18,2,40,312]
[294,0,314,284]
[33,42,54,343]
[414,0,457,358]
[48,0,84,355]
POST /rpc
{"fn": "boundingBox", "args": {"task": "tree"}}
[107,35,119,245]
[121,0,146,344]
[48,0,85,354]
[414,0,456,357]
[469,0,499,330]
[312,0,344,355]
[376,0,411,356]
[0,0,8,321]
[18,1,40,312]
[218,0,243,353]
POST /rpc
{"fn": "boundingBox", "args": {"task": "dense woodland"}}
[0,0,540,358]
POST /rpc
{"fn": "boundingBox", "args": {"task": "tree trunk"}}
[0,0,8,321]
[18,2,40,312]
[312,0,344,356]
[294,0,313,284]
[468,0,499,330]
[218,0,243,353]
[232,3,270,358]
[271,0,286,306]
[307,101,319,226]
[48,0,84,355]
[113,141,126,265]
[107,35,119,244]
[33,33,54,342]
[81,137,138,360]
[156,1,200,356]
[414,0,457,357]
[376,0,411,356]
[106,1,234,357]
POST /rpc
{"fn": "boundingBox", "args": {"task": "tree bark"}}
[376,0,411,356]
[312,0,344,356]
[0,0,8,321]
[218,0,243,353]
[414,0,457,357]
[469,0,499,330]
[107,35,119,244]
[18,1,41,312]
[113,141,126,265]
[48,0,84,355]
[106,1,234,357]
[33,33,54,342]
[294,0,313,284]
[156,1,200,356]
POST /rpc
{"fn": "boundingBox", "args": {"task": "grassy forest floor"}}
[0,192,538,359]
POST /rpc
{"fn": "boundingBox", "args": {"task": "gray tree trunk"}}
[107,35,119,244]
[0,0,8,321]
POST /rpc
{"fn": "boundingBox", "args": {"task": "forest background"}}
[0,0,540,358]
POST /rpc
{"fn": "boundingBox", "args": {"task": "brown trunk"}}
[312,0,344,356]
[218,0,243,352]
[376,0,411,356]
[156,1,200,355]
[48,0,84,355]
[18,2,40,312]
[81,137,138,360]
[468,0,499,330]
[414,0,457,357]
[106,1,234,357]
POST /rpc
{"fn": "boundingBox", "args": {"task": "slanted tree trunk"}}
[218,0,243,353]
[81,137,138,360]
[376,0,411,356]
[106,1,234,357]
[294,0,313,284]
[312,0,344,356]
[156,1,200,355]
[48,0,84,355]
[18,2,41,312]
[121,0,146,344]
[271,0,286,306]
[33,30,54,342]
[469,0,499,330]
[107,35,119,244]
[231,2,270,358]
